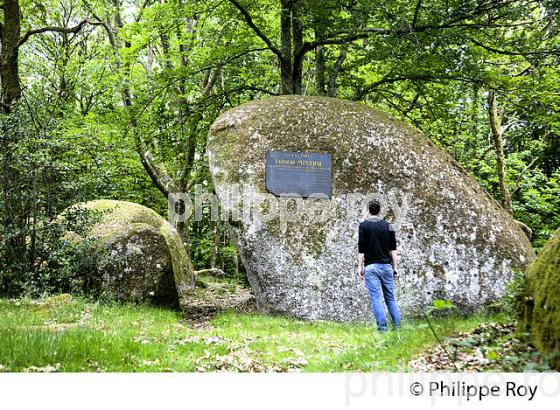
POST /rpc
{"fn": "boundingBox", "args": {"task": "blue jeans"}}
[364,263,401,331]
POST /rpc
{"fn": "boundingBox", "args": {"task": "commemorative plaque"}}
[265,151,332,198]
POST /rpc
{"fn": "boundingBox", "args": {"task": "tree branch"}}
[135,0,156,23]
[88,20,117,49]
[476,144,495,162]
[375,89,428,135]
[141,149,171,197]
[353,74,483,100]
[227,0,283,58]
[295,0,535,60]
[327,47,347,97]
[412,0,422,28]
[82,1,118,49]
[512,157,539,197]
[467,36,557,56]
[19,19,89,47]
[296,21,529,60]
[403,92,421,115]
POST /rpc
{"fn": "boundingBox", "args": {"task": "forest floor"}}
[410,321,552,372]
[0,274,539,372]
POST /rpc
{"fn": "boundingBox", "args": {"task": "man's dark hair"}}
[368,199,381,215]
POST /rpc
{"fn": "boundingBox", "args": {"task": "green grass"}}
[0,297,504,372]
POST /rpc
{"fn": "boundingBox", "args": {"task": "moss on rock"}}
[31,294,73,312]
[525,228,560,369]
[63,200,194,308]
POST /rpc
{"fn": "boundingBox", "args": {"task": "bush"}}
[25,207,106,297]
[0,103,104,298]
[0,206,105,298]
[500,269,532,318]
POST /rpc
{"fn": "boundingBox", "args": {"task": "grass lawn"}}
[0,297,504,372]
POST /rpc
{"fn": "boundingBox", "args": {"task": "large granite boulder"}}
[62,200,194,307]
[207,96,534,322]
[523,228,560,369]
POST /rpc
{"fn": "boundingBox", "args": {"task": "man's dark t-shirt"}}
[358,218,396,266]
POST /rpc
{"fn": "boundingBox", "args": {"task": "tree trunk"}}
[0,0,25,283]
[290,0,303,95]
[232,251,239,282]
[327,48,346,97]
[487,91,513,214]
[220,239,225,272]
[1,0,22,112]
[279,0,293,94]
[470,84,480,140]
[315,41,327,96]
[210,219,220,269]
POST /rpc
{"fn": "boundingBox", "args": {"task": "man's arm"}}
[389,226,397,276]
[358,223,366,280]
[358,253,365,280]
[390,250,398,276]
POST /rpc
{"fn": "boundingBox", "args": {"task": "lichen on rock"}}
[62,200,194,308]
[207,96,534,322]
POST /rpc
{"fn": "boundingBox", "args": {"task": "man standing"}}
[358,199,401,332]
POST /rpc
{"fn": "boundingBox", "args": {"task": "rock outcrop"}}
[207,96,534,322]
[524,228,560,369]
[62,200,194,307]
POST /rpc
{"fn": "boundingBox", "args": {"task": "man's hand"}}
[358,267,365,280]
[393,268,398,277]
[357,253,365,281]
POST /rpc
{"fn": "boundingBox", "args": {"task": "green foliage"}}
[499,269,531,318]
[2,0,559,294]
[431,299,457,311]
[515,171,560,249]
[22,207,105,298]
[0,101,111,298]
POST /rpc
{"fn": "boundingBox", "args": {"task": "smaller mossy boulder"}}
[524,228,560,369]
[61,200,194,308]
[31,294,73,312]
